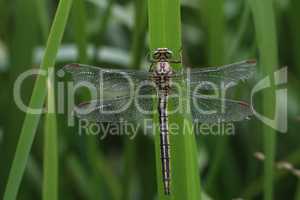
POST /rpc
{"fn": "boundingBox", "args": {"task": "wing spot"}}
[246,59,257,64]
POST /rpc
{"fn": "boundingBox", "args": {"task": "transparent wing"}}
[63,64,156,97]
[74,95,157,122]
[172,60,256,90]
[73,93,252,123]
[190,94,253,123]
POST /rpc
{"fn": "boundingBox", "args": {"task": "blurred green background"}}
[0,0,300,199]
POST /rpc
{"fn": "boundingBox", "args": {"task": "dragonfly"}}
[63,48,256,195]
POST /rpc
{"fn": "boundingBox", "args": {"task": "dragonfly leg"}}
[149,62,155,72]
[171,46,183,63]
[169,48,182,64]
[147,50,158,63]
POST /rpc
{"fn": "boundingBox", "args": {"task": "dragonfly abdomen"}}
[154,70,172,195]
[153,60,173,195]
[158,92,171,195]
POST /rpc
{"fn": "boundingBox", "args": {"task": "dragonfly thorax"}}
[154,61,172,76]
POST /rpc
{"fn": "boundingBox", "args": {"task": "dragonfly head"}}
[152,48,173,61]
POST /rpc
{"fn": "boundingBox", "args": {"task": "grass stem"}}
[248,0,279,199]
[3,0,73,199]
[148,0,201,199]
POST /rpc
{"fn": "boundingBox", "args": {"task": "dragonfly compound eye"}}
[165,51,173,59]
[153,52,161,60]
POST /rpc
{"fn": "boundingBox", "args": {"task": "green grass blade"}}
[93,0,115,62]
[295,181,300,200]
[1,0,38,195]
[201,0,225,65]
[130,0,148,69]
[289,0,300,75]
[85,137,121,200]
[70,2,120,197]
[72,0,88,63]
[122,0,147,199]
[122,138,136,200]
[67,155,94,199]
[34,0,50,41]
[248,1,279,199]
[148,0,201,199]
[42,68,58,200]
[27,156,43,191]
[199,0,226,195]
[87,138,122,200]
[3,0,73,199]
[227,4,251,61]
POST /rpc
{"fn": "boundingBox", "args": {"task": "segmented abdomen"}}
[155,75,171,195]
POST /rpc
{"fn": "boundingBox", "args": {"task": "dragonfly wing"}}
[172,60,256,90]
[63,64,156,97]
[75,96,157,122]
[190,94,253,123]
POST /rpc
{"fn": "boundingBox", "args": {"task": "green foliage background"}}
[0,0,299,199]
